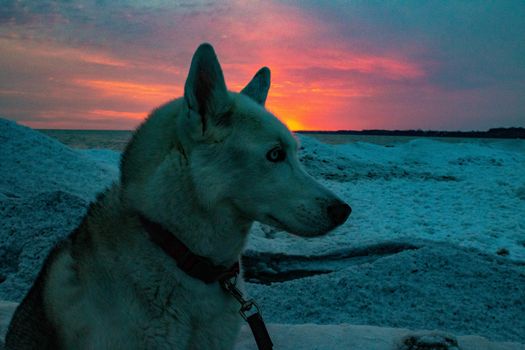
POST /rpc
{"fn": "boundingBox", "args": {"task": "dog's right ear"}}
[184,43,232,137]
[241,67,271,106]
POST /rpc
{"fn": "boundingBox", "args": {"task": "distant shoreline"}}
[297,127,525,139]
[37,127,525,139]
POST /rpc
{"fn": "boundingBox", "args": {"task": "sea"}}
[38,129,506,151]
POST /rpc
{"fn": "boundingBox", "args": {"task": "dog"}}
[5,43,351,349]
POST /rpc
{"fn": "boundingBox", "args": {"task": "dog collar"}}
[139,214,240,284]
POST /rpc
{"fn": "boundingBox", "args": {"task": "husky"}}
[5,43,351,349]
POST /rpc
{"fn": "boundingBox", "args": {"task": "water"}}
[38,129,505,151]
[39,129,133,151]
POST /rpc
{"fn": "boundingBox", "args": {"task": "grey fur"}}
[241,67,271,105]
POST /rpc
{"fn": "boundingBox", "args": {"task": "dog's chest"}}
[48,251,242,349]
[135,275,242,349]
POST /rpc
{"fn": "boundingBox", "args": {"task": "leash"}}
[139,214,273,349]
[220,277,273,350]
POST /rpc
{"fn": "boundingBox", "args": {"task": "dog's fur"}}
[5,43,350,349]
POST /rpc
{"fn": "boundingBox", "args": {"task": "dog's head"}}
[122,43,350,237]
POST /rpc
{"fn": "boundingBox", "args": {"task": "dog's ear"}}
[241,67,271,106]
[184,43,232,135]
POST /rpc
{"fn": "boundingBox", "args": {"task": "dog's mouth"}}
[265,214,287,229]
[264,213,331,237]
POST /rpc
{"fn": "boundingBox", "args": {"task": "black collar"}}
[139,214,239,284]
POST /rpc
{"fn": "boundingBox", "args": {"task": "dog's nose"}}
[327,202,351,226]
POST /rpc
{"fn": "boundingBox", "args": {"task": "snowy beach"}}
[1,118,524,348]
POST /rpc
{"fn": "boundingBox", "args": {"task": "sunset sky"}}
[1,1,524,131]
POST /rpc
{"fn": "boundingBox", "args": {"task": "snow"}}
[0,302,523,350]
[0,118,119,300]
[1,117,524,347]
[245,243,525,341]
[247,135,525,260]
[0,118,118,202]
[0,301,523,349]
[234,324,525,350]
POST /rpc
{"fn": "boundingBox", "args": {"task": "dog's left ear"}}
[241,67,271,106]
[184,43,232,136]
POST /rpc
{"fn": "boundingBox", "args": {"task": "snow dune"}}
[0,118,119,301]
[0,118,524,348]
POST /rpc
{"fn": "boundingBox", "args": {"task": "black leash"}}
[139,214,273,349]
[220,278,273,350]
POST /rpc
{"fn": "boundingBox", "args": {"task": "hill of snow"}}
[0,118,118,201]
[0,118,119,300]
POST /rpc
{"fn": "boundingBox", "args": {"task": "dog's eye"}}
[266,147,286,162]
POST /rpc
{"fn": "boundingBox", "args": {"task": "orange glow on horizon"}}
[88,109,146,120]
[74,79,181,103]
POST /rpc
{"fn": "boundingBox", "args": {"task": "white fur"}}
[38,43,349,349]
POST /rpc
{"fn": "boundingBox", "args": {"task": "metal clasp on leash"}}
[221,278,260,320]
[220,277,273,349]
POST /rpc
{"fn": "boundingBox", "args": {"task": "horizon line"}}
[34,126,525,133]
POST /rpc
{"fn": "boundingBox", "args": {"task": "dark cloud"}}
[283,0,525,91]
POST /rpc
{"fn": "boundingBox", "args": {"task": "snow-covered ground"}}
[0,301,522,350]
[1,117,524,347]
[249,135,525,260]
